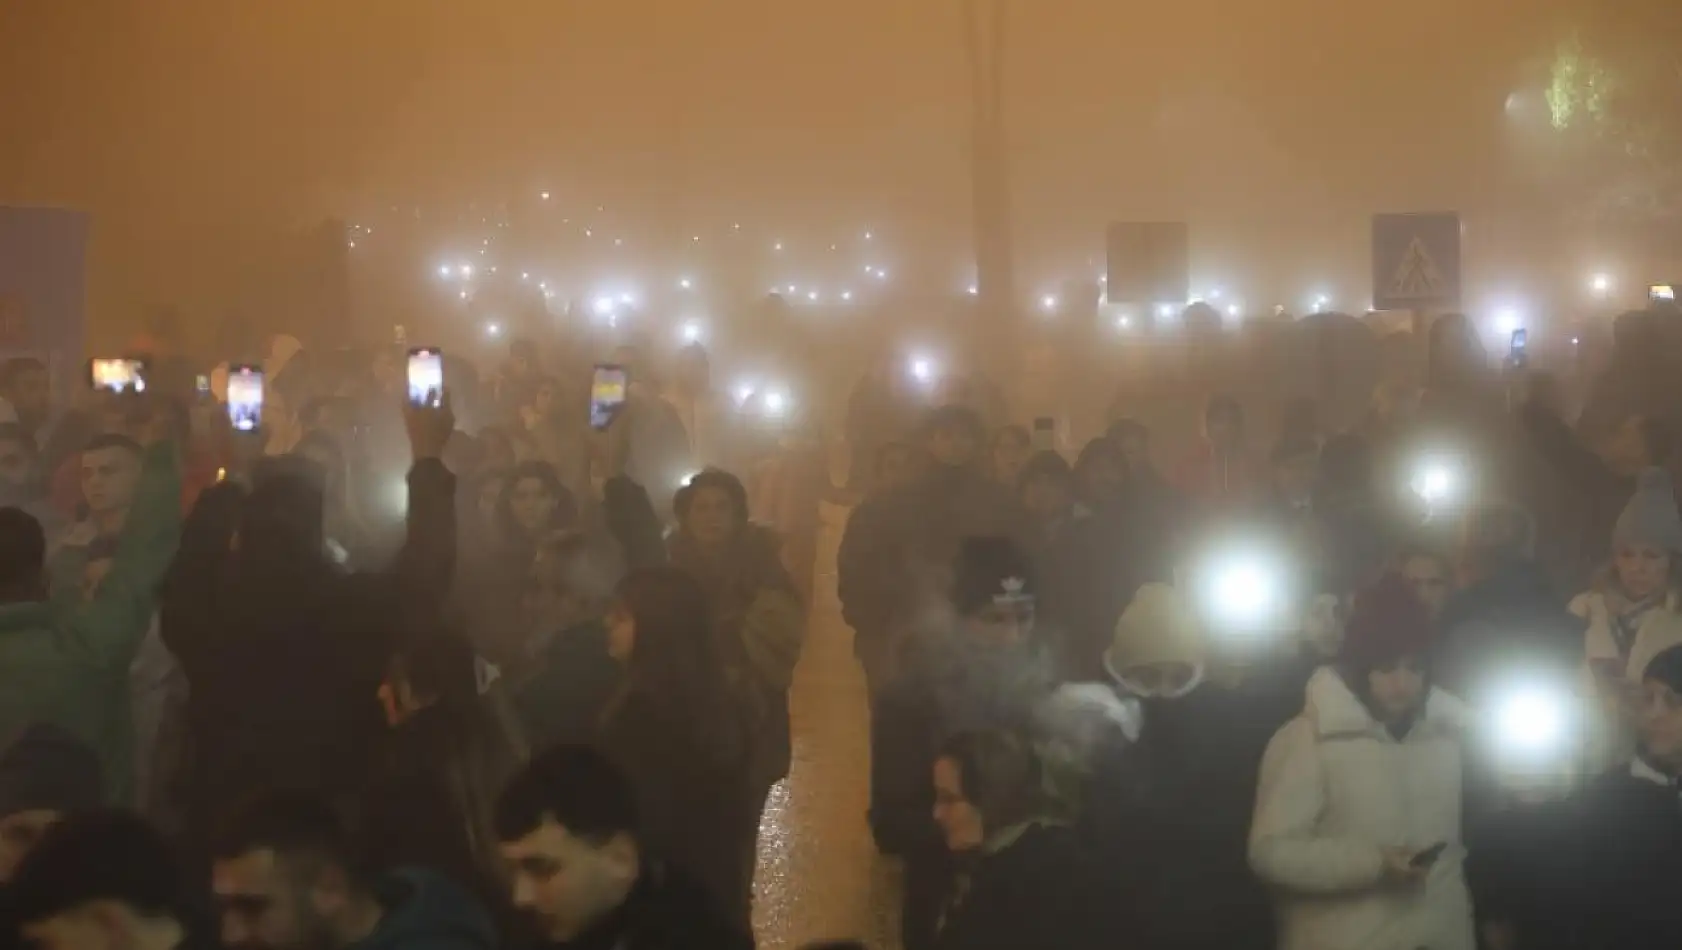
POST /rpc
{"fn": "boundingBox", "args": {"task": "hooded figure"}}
[1174,395,1262,513]
[871,537,1054,950]
[160,447,456,850]
[1250,576,1474,950]
[1086,585,1276,950]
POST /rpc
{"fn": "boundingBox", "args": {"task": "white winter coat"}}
[1571,587,1682,773]
[1249,667,1475,950]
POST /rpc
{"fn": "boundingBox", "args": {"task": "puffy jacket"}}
[1250,668,1474,950]
[1571,583,1682,773]
[0,440,179,800]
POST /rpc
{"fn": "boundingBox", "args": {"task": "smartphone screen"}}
[406,347,444,408]
[1508,328,1528,368]
[88,358,147,394]
[590,363,629,431]
[226,365,264,433]
[1651,284,1676,303]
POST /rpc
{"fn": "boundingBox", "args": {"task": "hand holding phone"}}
[88,358,147,394]
[226,365,264,433]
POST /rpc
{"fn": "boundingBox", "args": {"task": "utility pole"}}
[963,0,1015,328]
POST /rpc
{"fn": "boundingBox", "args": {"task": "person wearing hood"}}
[212,793,496,950]
[871,536,1054,950]
[1250,574,1475,950]
[0,725,103,885]
[1571,467,1682,774]
[594,567,757,926]
[1085,584,1276,950]
[460,460,580,666]
[160,397,457,852]
[669,470,805,818]
[838,405,1029,699]
[929,729,1103,950]
[0,402,179,802]
[495,745,753,950]
[1174,395,1262,513]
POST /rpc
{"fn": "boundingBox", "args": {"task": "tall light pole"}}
[963,0,1015,326]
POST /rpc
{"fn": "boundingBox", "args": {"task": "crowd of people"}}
[0,303,1679,950]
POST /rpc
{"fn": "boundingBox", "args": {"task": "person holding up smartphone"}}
[1250,574,1474,950]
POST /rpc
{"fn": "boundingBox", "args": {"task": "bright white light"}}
[538,281,547,290]
[774,242,784,251]
[1311,294,1330,312]
[874,268,888,280]
[692,235,701,243]
[841,291,853,301]
[1412,462,1456,505]
[1209,287,1223,300]
[1204,559,1280,629]
[1493,307,1524,335]
[438,265,451,278]
[347,240,356,248]
[1156,303,1177,319]
[459,290,469,300]
[679,277,693,290]
[485,322,503,338]
[1571,336,1580,346]
[967,285,979,296]
[584,229,593,237]
[1040,294,1059,312]
[806,290,819,302]
[593,296,616,316]
[786,284,798,295]
[540,191,551,201]
[733,383,755,405]
[1590,273,1611,295]
[459,265,473,278]
[619,292,635,306]
[1116,316,1131,330]
[1226,304,1241,318]
[910,358,934,383]
[864,264,875,274]
[613,238,623,247]
[763,391,788,416]
[1494,688,1568,755]
[680,321,703,343]
[543,289,555,300]
[1098,274,1107,285]
[864,231,873,240]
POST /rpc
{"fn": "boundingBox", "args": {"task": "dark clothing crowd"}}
[3,305,1682,950]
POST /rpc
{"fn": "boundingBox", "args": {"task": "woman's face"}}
[1367,656,1427,723]
[963,601,1034,649]
[605,602,636,662]
[1401,555,1451,620]
[509,476,557,534]
[932,757,985,853]
[684,486,738,547]
[1615,543,1671,601]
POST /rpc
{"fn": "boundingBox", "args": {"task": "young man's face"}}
[932,757,985,853]
[212,849,332,950]
[682,486,737,547]
[500,819,638,943]
[80,447,142,519]
[1639,679,1682,770]
[1400,555,1452,620]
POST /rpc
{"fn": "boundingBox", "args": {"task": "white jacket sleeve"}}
[1249,719,1386,894]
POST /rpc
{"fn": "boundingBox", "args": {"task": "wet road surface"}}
[753,500,902,950]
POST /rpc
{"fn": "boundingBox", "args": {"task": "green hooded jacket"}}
[0,440,180,800]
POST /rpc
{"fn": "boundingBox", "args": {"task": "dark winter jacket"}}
[350,868,497,950]
[838,465,1028,650]
[871,639,1055,950]
[1518,398,1637,589]
[595,689,758,925]
[1084,687,1278,950]
[1432,557,1584,700]
[161,459,456,840]
[540,861,753,950]
[512,620,623,750]
[1038,502,1172,682]
[933,823,1105,950]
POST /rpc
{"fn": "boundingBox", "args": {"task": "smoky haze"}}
[0,0,1634,331]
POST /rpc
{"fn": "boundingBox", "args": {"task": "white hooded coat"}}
[1249,667,1475,950]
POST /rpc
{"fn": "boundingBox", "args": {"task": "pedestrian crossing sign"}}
[1371,213,1461,311]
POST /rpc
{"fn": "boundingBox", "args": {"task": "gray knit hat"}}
[1613,467,1682,554]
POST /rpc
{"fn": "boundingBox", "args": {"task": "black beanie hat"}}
[951,536,1036,616]
[0,724,103,819]
[1643,644,1682,696]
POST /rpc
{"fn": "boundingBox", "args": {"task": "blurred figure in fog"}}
[839,406,1028,700]
[844,352,921,491]
[0,424,56,536]
[1017,451,1074,555]
[604,348,692,519]
[670,470,805,878]
[1263,436,1320,520]
[0,358,51,447]
[1397,546,1454,622]
[513,532,626,749]
[10,810,196,950]
[989,425,1030,490]
[930,730,1102,950]
[1176,395,1261,513]
[499,338,544,423]
[293,432,377,568]
[871,537,1053,950]
[460,460,579,666]
[663,345,735,473]
[1071,437,1127,518]
[872,440,918,496]
[596,567,758,926]
[521,376,592,508]
[1085,584,1276,950]
[0,724,103,884]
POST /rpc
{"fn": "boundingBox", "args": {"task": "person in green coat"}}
[0,416,179,801]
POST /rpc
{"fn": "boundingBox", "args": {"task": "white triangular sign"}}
[1389,237,1443,299]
